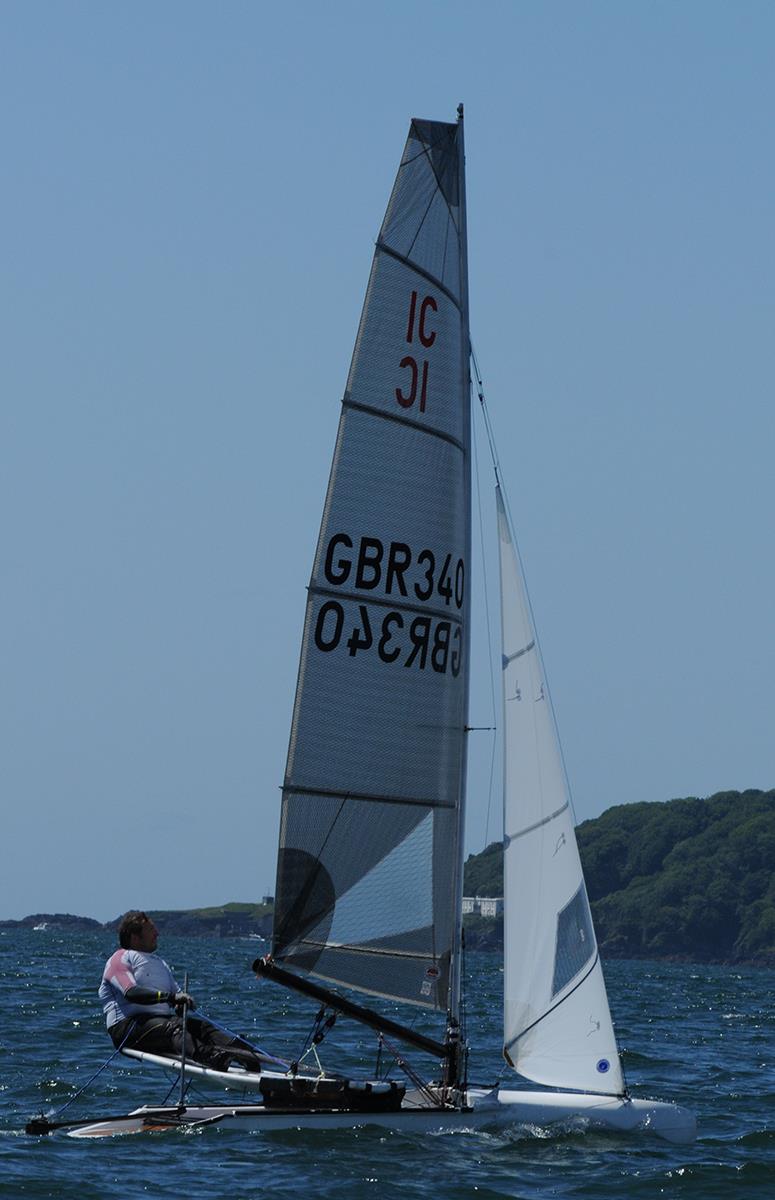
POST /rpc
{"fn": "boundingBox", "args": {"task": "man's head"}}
[118,910,159,952]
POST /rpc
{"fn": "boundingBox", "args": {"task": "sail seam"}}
[342,394,466,454]
[503,950,601,1054]
[375,241,461,311]
[282,782,457,810]
[504,801,570,845]
[308,581,464,626]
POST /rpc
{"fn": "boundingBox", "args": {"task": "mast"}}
[446,103,471,1079]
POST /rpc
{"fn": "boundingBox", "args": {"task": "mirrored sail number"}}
[314,601,462,677]
[312,532,465,676]
[395,290,437,413]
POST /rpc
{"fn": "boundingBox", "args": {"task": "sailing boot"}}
[223,1045,265,1074]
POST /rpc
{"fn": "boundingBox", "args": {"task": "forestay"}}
[497,489,624,1095]
[272,117,471,1013]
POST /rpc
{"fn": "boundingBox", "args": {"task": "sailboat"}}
[41,108,694,1142]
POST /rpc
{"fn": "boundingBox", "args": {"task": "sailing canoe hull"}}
[66,1088,696,1143]
[120,1047,270,1090]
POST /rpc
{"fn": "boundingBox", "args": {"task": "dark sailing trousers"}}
[109,1013,264,1073]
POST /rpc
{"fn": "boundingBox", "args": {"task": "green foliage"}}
[463,789,775,963]
[185,902,273,920]
[463,840,503,897]
[142,901,274,937]
[463,911,503,951]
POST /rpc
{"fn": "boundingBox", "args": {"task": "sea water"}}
[0,929,772,1199]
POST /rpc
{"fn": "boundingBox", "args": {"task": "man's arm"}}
[102,951,195,1009]
[124,985,195,1009]
[124,985,176,1005]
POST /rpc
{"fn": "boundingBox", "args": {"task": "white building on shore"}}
[462,896,503,918]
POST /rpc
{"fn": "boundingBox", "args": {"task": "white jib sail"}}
[497,488,624,1096]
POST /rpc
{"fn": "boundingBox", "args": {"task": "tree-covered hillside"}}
[463,789,775,964]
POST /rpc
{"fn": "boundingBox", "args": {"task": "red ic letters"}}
[396,291,437,412]
[405,291,437,347]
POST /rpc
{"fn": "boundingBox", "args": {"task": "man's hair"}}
[119,910,151,949]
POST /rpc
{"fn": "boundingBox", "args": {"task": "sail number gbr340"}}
[314,533,464,676]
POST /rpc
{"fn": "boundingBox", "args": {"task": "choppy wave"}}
[1,933,773,1199]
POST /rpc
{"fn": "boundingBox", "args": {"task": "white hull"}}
[68,1087,696,1143]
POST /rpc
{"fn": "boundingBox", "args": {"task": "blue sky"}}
[2,2,773,920]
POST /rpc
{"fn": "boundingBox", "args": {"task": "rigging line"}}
[470,343,501,484]
[459,927,469,1094]
[470,339,580,828]
[375,1009,422,1081]
[388,133,460,236]
[178,971,190,1109]
[504,952,601,1053]
[379,1031,443,1107]
[471,390,499,850]
[401,127,457,171]
[406,176,442,260]
[195,1010,289,1070]
[412,126,461,235]
[502,949,625,1098]
[46,1020,137,1119]
[294,1007,321,1065]
[161,1072,194,1107]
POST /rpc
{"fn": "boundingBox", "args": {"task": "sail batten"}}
[272,115,470,1016]
[504,801,571,844]
[290,940,439,961]
[341,395,467,452]
[308,582,466,625]
[498,487,625,1095]
[282,784,458,811]
[375,242,463,310]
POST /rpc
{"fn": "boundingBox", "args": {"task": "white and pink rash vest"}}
[99,949,179,1027]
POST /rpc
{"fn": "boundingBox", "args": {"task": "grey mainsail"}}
[272,114,470,1013]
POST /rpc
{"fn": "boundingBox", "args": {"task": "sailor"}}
[99,910,265,1073]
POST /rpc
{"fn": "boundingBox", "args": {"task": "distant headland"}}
[0,902,274,940]
[463,788,775,967]
[3,790,773,967]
